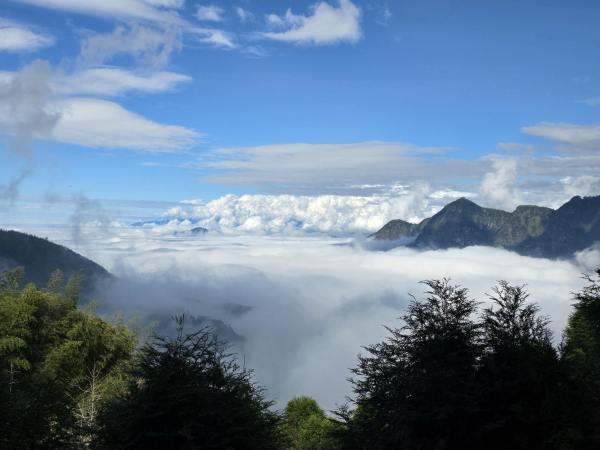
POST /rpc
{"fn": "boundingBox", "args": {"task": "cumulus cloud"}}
[477,158,523,211]
[55,68,192,96]
[152,186,434,236]
[261,0,362,45]
[31,228,599,410]
[0,64,200,152]
[195,5,225,22]
[53,97,201,152]
[0,19,54,52]
[522,121,600,155]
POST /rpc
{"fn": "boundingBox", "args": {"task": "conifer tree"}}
[94,315,282,450]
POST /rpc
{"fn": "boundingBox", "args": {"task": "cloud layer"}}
[29,228,600,411]
[155,186,433,236]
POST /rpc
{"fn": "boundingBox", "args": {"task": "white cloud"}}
[193,141,455,193]
[558,175,600,202]
[143,0,185,8]
[55,68,192,96]
[191,28,236,48]
[10,0,187,25]
[0,62,201,152]
[261,0,362,45]
[53,97,201,152]
[235,7,254,23]
[522,121,600,155]
[0,20,54,52]
[79,24,183,69]
[155,187,434,236]
[477,158,523,211]
[195,5,224,21]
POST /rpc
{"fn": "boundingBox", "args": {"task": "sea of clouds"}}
[26,226,600,412]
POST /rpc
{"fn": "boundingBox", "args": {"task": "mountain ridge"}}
[0,228,114,290]
[370,195,600,258]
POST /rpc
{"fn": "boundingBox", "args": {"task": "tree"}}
[339,279,483,450]
[93,315,282,450]
[562,268,600,447]
[0,267,139,448]
[282,396,341,450]
[476,281,578,449]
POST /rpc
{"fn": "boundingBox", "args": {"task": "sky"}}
[2,0,600,232]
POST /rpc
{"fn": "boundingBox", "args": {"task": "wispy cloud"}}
[55,68,192,96]
[0,60,60,154]
[261,0,362,45]
[78,23,183,69]
[191,28,236,48]
[195,5,225,22]
[9,0,187,25]
[579,96,600,107]
[0,18,54,52]
[522,121,600,155]
[235,7,254,24]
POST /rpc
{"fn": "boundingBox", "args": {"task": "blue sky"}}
[1,0,600,228]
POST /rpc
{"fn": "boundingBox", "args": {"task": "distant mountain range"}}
[173,227,208,236]
[130,219,201,227]
[370,195,600,258]
[0,229,114,290]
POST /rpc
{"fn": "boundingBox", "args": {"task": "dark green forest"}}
[0,229,113,290]
[2,265,600,449]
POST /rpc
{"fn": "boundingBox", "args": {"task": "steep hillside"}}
[0,229,113,289]
[369,218,430,240]
[493,205,553,248]
[517,196,600,258]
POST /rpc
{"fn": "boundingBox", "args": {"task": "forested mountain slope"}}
[0,229,113,288]
[370,195,600,258]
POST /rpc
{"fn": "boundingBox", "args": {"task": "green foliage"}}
[339,279,482,449]
[562,268,600,447]
[281,396,342,450]
[476,282,583,449]
[336,279,592,450]
[94,315,282,450]
[0,267,138,448]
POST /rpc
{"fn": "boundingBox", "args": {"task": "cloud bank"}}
[155,186,433,236]
[29,228,600,411]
